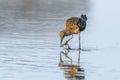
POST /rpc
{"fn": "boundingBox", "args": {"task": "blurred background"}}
[0,0,90,19]
[0,0,120,80]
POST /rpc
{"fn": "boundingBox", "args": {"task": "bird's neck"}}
[79,18,86,32]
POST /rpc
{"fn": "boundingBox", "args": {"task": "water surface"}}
[0,0,120,80]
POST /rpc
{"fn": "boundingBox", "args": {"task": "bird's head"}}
[81,14,87,21]
[59,30,65,47]
[77,14,87,31]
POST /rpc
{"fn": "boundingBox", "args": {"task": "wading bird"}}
[59,14,87,49]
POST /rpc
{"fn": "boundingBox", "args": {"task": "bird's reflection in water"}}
[58,49,85,80]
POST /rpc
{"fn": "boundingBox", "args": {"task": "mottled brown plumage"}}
[59,14,87,49]
[65,17,79,32]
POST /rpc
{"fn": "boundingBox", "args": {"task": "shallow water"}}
[0,0,120,80]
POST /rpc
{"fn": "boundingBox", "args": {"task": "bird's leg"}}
[60,52,63,62]
[64,34,73,49]
[78,32,81,50]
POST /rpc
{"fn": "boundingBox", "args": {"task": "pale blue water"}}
[0,0,120,80]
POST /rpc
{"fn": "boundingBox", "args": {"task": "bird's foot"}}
[78,48,81,50]
[64,41,72,50]
[64,44,71,50]
[67,46,71,50]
